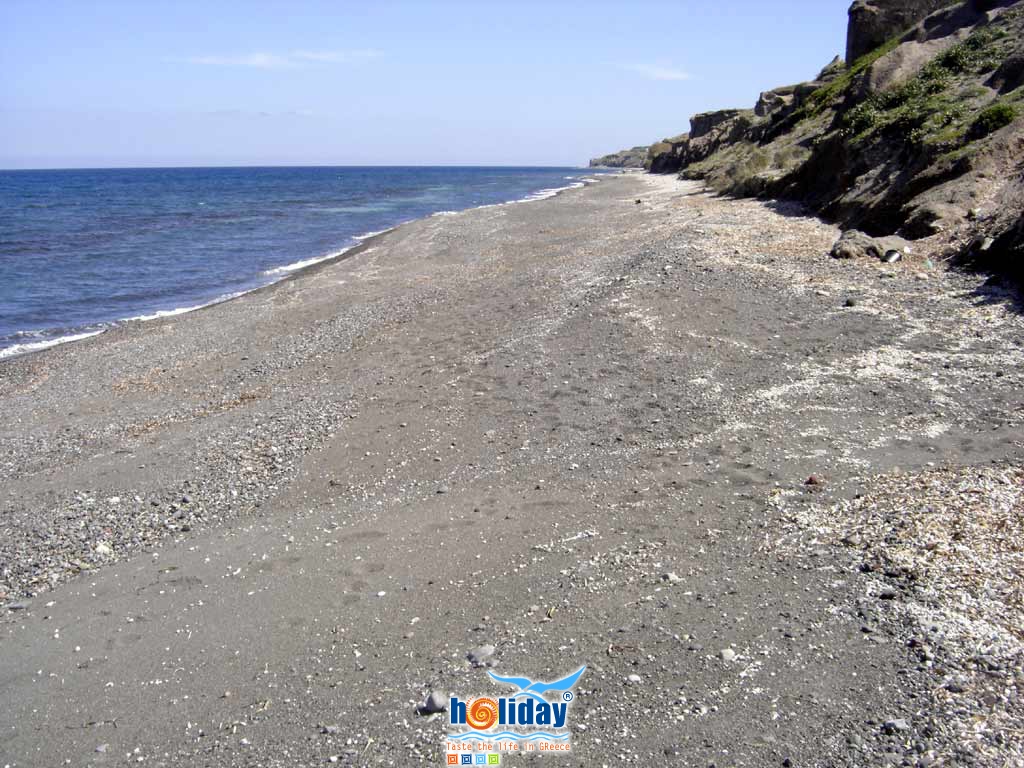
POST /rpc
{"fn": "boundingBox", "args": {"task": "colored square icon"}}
[488,755,500,765]
[475,755,487,765]
[461,755,473,765]
[446,755,459,765]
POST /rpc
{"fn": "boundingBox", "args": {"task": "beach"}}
[1,173,1022,766]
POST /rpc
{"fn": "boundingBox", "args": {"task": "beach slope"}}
[1,175,1022,766]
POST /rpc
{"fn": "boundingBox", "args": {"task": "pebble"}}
[420,690,447,714]
[719,648,737,663]
[883,718,910,734]
[661,572,682,583]
[626,674,643,684]
[467,644,496,666]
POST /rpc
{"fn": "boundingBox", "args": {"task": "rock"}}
[626,673,643,684]
[589,146,649,169]
[987,54,1024,94]
[846,0,953,63]
[719,648,737,662]
[831,230,881,259]
[690,109,746,139]
[96,744,108,753]
[321,724,340,735]
[420,690,447,714]
[661,572,682,583]
[805,475,824,485]
[882,250,903,263]
[436,485,450,495]
[467,644,496,666]
[883,718,911,734]
[94,542,113,556]
[6,601,30,611]
[831,230,913,261]
[755,85,798,118]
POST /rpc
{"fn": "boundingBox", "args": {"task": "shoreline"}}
[0,172,605,362]
[1,172,1020,766]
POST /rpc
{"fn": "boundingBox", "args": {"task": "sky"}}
[0,1,852,168]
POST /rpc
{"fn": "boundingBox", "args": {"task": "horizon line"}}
[0,162,591,172]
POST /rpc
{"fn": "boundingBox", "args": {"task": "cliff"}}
[645,0,1024,280]
[589,146,649,168]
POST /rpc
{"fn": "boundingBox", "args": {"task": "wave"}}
[0,329,106,360]
[125,290,246,321]
[261,246,353,276]
[0,172,594,361]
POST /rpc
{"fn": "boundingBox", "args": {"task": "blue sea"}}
[0,166,604,358]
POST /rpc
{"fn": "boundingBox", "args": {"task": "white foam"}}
[0,329,106,360]
[261,246,353,276]
[352,228,392,241]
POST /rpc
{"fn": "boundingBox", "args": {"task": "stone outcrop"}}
[627,0,1024,281]
[646,111,755,174]
[589,146,649,168]
[846,0,956,62]
[646,135,689,173]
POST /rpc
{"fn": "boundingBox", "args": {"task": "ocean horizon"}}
[0,165,607,358]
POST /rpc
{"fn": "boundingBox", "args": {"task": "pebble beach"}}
[2,173,1022,767]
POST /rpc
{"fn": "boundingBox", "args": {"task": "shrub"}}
[970,103,1018,139]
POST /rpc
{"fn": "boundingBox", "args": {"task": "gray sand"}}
[1,174,1022,766]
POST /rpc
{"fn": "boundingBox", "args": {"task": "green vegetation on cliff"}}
[643,0,1024,278]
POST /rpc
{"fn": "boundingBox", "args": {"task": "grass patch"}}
[969,101,1018,138]
[836,24,1012,148]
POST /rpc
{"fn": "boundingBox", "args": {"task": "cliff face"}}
[846,0,957,61]
[589,146,649,168]
[646,0,1024,279]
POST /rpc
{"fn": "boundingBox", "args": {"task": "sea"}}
[0,166,607,359]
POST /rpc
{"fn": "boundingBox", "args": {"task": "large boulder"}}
[830,229,913,259]
[845,0,955,63]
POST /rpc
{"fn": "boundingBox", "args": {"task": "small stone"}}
[322,724,340,735]
[661,572,682,584]
[626,674,643,684]
[719,648,737,663]
[96,744,108,753]
[376,591,387,597]
[436,485,450,495]
[468,644,496,666]
[878,588,898,600]
[882,718,910,734]
[805,475,823,486]
[420,691,447,714]
[95,542,113,556]
[6,601,30,611]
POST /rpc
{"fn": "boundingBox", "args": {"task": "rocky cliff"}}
[589,146,649,168]
[645,0,1024,280]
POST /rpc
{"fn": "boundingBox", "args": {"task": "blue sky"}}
[0,1,851,168]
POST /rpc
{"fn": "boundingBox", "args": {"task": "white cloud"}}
[623,63,692,81]
[175,50,382,69]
